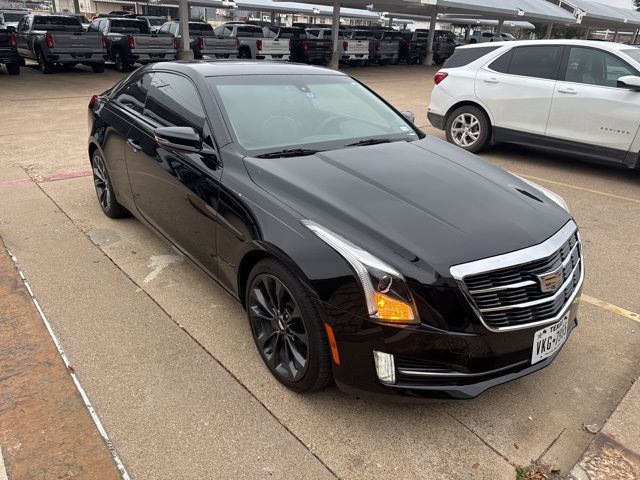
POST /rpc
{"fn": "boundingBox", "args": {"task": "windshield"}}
[621,48,640,64]
[208,75,418,154]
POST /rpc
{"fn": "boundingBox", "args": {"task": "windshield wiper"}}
[255,148,320,159]
[345,138,393,147]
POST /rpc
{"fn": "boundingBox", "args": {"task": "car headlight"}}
[301,220,418,325]
[514,175,570,212]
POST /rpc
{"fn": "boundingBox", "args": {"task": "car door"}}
[125,71,221,275]
[475,45,562,136]
[545,46,640,161]
[16,16,31,58]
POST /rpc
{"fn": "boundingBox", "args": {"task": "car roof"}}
[146,60,347,77]
[458,39,637,53]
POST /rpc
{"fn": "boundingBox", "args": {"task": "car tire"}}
[37,49,53,74]
[91,150,129,218]
[114,50,129,73]
[445,105,491,153]
[246,258,332,393]
[6,62,20,75]
[238,48,251,59]
[91,62,105,73]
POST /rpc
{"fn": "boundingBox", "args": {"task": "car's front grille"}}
[450,221,583,332]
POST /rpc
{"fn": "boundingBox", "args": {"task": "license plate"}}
[531,314,569,364]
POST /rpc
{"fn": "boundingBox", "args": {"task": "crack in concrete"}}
[537,427,567,462]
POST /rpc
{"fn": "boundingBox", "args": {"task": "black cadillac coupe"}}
[88,61,583,399]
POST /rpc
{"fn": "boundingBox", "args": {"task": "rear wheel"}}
[37,49,53,74]
[91,62,105,73]
[246,259,332,393]
[91,150,129,218]
[114,50,129,73]
[445,105,491,153]
[238,48,251,59]
[6,62,20,75]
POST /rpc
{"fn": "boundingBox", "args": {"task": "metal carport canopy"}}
[550,0,640,29]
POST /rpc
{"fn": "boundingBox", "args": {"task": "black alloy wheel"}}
[91,151,128,218]
[246,259,331,392]
[114,50,129,73]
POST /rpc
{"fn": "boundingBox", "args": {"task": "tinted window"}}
[33,15,83,31]
[158,23,170,33]
[565,47,636,87]
[189,22,213,32]
[494,46,561,80]
[144,73,207,136]
[444,46,501,68]
[237,26,262,37]
[115,74,152,114]
[88,20,100,32]
[3,12,27,22]
[110,19,149,34]
[274,27,302,39]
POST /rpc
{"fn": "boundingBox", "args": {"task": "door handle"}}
[558,87,577,95]
[127,138,142,152]
[483,77,499,84]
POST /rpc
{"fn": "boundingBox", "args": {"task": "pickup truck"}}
[398,29,456,65]
[15,14,106,74]
[0,9,28,30]
[216,23,289,61]
[136,15,167,34]
[263,26,330,65]
[89,17,176,72]
[160,21,238,59]
[367,29,401,65]
[0,26,20,74]
[469,30,504,44]
[306,28,368,66]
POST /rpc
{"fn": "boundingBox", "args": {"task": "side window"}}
[488,49,512,73]
[565,47,635,87]
[170,24,178,35]
[500,46,561,80]
[143,73,210,142]
[88,20,99,32]
[213,25,223,36]
[482,32,492,38]
[158,23,169,34]
[224,26,233,37]
[99,20,108,33]
[445,45,502,68]
[114,73,152,114]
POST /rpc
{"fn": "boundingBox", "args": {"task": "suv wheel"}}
[37,49,53,74]
[246,259,332,393]
[445,106,491,153]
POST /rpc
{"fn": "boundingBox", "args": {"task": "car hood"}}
[243,137,571,278]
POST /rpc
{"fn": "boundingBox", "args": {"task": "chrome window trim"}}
[450,220,584,333]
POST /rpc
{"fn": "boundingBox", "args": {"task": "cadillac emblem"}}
[536,267,564,294]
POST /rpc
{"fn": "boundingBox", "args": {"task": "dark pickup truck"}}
[15,14,106,73]
[160,21,238,59]
[0,26,20,74]
[265,26,331,65]
[367,28,401,65]
[399,29,456,65]
[88,17,176,72]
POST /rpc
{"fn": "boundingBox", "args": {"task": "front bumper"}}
[321,292,580,399]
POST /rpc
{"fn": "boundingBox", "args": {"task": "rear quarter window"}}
[444,45,502,68]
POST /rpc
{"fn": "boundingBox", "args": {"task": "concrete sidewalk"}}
[570,377,640,480]
[0,238,122,480]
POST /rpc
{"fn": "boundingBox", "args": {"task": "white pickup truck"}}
[306,28,369,66]
[217,23,289,61]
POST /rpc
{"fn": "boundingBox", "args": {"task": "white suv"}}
[428,40,640,169]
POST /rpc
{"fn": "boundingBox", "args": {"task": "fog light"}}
[373,350,396,385]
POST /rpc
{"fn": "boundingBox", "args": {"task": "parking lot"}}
[0,63,639,479]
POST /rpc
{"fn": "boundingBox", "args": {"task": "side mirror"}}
[401,111,415,123]
[154,126,202,153]
[617,75,640,92]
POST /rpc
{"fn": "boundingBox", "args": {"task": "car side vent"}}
[516,188,543,203]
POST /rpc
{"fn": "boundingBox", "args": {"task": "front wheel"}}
[238,48,251,59]
[91,151,129,218]
[445,105,491,153]
[246,259,332,393]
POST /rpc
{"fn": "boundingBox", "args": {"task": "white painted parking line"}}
[519,174,640,205]
[582,295,640,324]
[6,249,132,480]
[0,447,8,480]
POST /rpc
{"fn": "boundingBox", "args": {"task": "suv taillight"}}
[434,71,448,85]
[256,38,262,50]
[342,41,348,51]
[9,32,16,47]
[128,35,135,49]
[173,36,178,49]
[101,35,108,49]
[45,33,54,48]
[197,37,205,49]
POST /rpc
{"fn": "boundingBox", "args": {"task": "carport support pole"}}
[613,29,619,42]
[388,16,393,28]
[545,23,553,39]
[633,29,640,43]
[583,27,591,40]
[496,19,504,35]
[424,15,437,66]
[329,0,340,70]
[177,0,194,60]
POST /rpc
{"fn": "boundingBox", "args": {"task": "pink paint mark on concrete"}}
[0,170,93,189]
[0,178,34,188]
